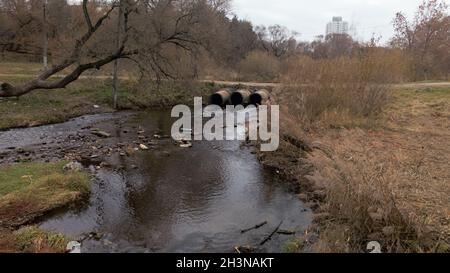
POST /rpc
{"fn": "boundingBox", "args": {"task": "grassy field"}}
[0,62,44,76]
[312,92,449,252]
[0,78,115,130]
[0,226,70,253]
[0,75,218,131]
[0,161,91,226]
[284,86,450,252]
[0,161,90,252]
[259,85,450,253]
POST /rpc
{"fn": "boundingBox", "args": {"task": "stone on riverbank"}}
[90,129,111,138]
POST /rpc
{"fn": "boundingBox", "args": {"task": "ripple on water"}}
[34,110,311,253]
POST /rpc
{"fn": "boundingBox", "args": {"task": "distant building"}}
[326,17,349,36]
[314,35,325,41]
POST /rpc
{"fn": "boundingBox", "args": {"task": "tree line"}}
[0,0,448,97]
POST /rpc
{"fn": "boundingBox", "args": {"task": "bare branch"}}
[82,0,93,30]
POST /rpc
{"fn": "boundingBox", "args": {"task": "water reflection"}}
[39,110,311,253]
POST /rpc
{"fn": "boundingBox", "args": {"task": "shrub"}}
[237,51,281,82]
[278,49,408,128]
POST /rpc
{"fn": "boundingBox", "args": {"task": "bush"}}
[278,49,408,128]
[237,51,280,82]
[129,79,219,108]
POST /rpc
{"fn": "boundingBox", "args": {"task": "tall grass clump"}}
[309,145,422,252]
[278,48,408,128]
[238,51,281,82]
[274,49,433,252]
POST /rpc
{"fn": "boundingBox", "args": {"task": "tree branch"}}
[0,0,126,98]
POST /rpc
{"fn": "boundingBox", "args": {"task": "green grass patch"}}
[0,161,91,227]
[0,78,115,130]
[0,76,219,130]
[395,87,450,100]
[0,61,43,75]
[387,87,450,115]
[282,238,304,253]
[0,225,70,253]
[13,226,70,253]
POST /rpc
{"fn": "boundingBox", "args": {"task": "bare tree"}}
[392,0,450,79]
[207,0,230,13]
[112,0,123,109]
[308,33,356,59]
[255,24,297,58]
[1,0,127,97]
[0,0,44,56]
[0,0,206,97]
[42,0,48,68]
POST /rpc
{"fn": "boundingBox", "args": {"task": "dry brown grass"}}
[237,51,281,82]
[0,226,69,253]
[269,49,448,252]
[278,49,409,129]
[279,87,450,252]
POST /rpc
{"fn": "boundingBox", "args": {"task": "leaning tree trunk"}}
[112,0,123,109]
[0,0,136,98]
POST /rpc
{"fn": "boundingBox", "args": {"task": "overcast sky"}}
[231,0,449,43]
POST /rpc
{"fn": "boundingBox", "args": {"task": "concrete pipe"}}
[230,89,252,106]
[209,88,234,106]
[249,89,270,105]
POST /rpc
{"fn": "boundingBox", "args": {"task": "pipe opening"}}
[231,92,245,105]
[249,93,263,105]
[249,90,269,105]
[230,90,251,106]
[209,93,226,106]
[209,89,233,106]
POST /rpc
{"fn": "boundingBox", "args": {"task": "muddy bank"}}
[0,112,132,165]
[255,135,324,249]
[0,110,312,253]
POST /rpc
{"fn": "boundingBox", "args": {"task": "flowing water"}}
[1,110,311,253]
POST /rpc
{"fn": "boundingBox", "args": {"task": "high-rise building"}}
[326,16,349,36]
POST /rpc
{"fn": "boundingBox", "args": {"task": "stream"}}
[0,110,311,253]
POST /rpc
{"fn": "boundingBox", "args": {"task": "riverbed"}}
[0,110,311,253]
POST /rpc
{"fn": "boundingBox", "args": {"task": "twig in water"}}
[241,221,268,233]
[277,229,296,235]
[260,220,283,246]
[234,245,256,253]
[234,246,241,253]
